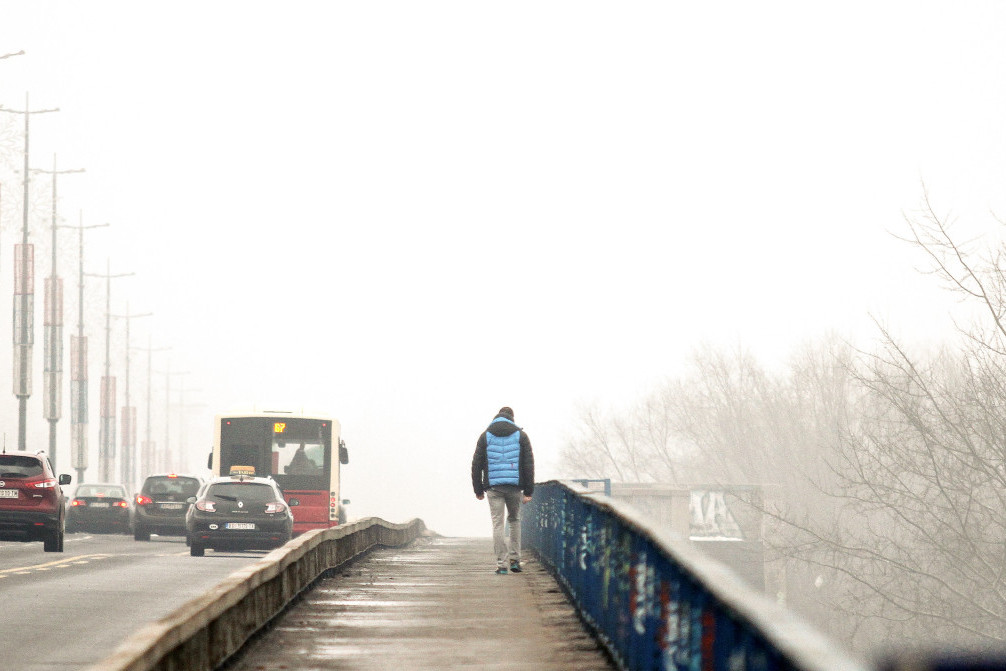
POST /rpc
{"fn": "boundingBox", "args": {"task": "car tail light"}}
[33,479,57,488]
[195,500,216,512]
[265,502,286,514]
[70,499,87,507]
[114,501,129,508]
[135,494,153,506]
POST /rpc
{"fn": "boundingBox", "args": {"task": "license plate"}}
[159,503,184,510]
[91,502,110,508]
[225,522,255,530]
[0,489,17,498]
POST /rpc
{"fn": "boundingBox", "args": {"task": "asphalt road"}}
[0,531,268,670]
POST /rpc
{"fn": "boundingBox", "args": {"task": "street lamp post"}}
[1,93,59,451]
[111,304,151,492]
[159,363,189,473]
[31,156,84,472]
[85,259,133,482]
[174,380,204,473]
[132,338,168,481]
[59,215,108,484]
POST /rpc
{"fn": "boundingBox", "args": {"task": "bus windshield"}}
[219,416,331,492]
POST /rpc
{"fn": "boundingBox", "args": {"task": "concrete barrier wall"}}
[88,517,427,671]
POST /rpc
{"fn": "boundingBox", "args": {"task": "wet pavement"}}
[226,535,616,670]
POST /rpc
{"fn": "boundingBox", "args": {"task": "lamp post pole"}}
[85,260,133,482]
[110,304,151,492]
[174,382,203,474]
[31,156,84,472]
[159,364,189,473]
[132,338,169,481]
[1,93,59,451]
[58,215,108,483]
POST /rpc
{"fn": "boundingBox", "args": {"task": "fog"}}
[0,2,1004,536]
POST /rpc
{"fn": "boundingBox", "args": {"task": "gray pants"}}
[487,485,522,566]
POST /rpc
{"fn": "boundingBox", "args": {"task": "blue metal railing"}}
[523,480,866,671]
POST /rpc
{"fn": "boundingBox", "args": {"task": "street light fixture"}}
[84,259,134,482]
[132,338,169,480]
[1,93,59,451]
[156,365,189,473]
[58,215,109,483]
[30,156,85,471]
[110,304,152,491]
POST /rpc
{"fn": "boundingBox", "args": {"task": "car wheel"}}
[43,528,63,552]
[134,526,150,542]
[190,543,205,557]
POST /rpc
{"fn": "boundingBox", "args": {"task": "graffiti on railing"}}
[631,551,656,635]
[525,481,864,671]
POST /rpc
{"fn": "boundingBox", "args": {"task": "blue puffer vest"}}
[486,418,521,486]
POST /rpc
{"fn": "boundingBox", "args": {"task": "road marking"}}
[0,554,111,576]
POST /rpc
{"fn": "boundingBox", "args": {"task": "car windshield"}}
[208,482,277,502]
[143,477,201,497]
[76,485,126,498]
[0,455,43,478]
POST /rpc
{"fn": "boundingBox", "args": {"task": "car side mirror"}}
[59,474,71,485]
[288,498,300,507]
[186,496,196,504]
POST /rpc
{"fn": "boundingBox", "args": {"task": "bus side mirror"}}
[339,439,349,465]
[207,452,212,470]
[342,499,350,505]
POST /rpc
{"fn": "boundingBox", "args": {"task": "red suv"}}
[0,452,72,552]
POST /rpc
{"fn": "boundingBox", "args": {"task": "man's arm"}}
[471,435,488,499]
[519,431,534,500]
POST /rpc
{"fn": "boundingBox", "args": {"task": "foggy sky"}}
[1,2,1004,535]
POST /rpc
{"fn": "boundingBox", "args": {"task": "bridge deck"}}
[226,535,615,670]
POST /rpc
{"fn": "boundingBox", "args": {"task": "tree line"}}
[560,194,1006,656]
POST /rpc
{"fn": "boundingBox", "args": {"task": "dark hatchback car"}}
[66,483,131,534]
[0,452,72,552]
[133,474,203,541]
[186,474,293,556]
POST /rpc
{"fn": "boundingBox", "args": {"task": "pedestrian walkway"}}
[226,535,616,670]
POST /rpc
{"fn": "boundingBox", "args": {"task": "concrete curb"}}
[87,517,427,671]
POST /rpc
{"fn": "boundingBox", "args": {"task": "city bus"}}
[209,411,349,535]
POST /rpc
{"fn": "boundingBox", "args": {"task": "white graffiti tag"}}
[632,552,656,635]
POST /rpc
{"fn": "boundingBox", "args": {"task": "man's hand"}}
[522,495,532,503]
[476,494,484,500]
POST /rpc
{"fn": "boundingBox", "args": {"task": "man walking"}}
[472,406,535,574]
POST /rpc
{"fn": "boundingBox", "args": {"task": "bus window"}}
[222,443,269,477]
[276,440,324,475]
